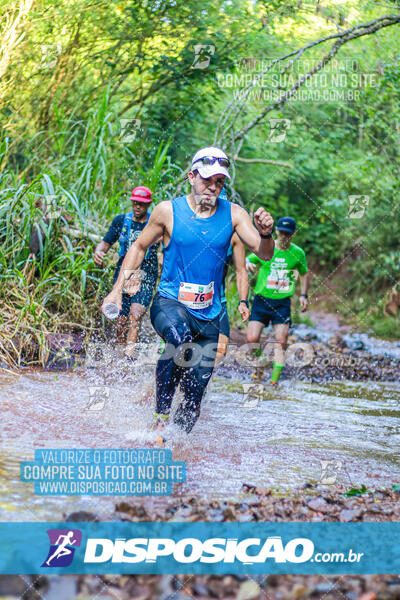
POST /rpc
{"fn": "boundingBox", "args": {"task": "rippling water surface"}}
[1,350,399,520]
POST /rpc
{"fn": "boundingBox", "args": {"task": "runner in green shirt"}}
[246,216,309,384]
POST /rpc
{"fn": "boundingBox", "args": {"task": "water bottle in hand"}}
[103,302,120,320]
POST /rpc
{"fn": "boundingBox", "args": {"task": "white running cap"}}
[191,146,230,179]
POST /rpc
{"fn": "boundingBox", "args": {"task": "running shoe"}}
[149,413,169,443]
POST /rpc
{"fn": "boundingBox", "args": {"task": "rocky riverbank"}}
[113,483,400,524]
[225,317,400,383]
[7,486,397,600]
[2,572,400,600]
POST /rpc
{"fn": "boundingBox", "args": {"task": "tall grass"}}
[0,93,181,366]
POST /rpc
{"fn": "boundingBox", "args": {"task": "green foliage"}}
[344,485,369,497]
[291,309,314,327]
[1,0,400,366]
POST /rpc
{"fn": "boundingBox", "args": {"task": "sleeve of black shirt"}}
[103,215,124,245]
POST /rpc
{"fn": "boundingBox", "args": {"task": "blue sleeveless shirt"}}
[158,195,233,320]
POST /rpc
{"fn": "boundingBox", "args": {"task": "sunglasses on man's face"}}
[195,156,230,169]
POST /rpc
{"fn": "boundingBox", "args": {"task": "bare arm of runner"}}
[231,204,274,261]
[93,241,111,266]
[232,233,250,322]
[101,202,171,313]
[122,234,165,295]
[299,272,310,312]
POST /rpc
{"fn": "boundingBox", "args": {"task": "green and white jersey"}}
[248,242,308,299]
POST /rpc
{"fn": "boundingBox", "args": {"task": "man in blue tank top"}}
[102,146,274,436]
[94,186,159,358]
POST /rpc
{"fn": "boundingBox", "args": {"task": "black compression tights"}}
[150,294,218,433]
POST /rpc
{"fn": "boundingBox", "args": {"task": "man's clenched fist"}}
[254,207,274,236]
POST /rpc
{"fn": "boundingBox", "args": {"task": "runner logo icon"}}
[41,529,82,567]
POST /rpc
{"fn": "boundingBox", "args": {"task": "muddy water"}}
[1,349,400,521]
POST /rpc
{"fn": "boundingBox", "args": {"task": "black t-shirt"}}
[103,214,159,284]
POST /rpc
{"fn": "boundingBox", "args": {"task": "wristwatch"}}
[260,232,272,239]
[300,293,308,299]
[238,300,249,308]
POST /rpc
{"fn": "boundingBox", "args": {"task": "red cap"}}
[130,186,152,203]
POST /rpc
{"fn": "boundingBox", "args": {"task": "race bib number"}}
[178,281,214,309]
[267,270,290,291]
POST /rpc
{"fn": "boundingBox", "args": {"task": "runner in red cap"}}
[94,186,160,358]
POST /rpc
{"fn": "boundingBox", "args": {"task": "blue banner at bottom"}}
[0,522,398,574]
